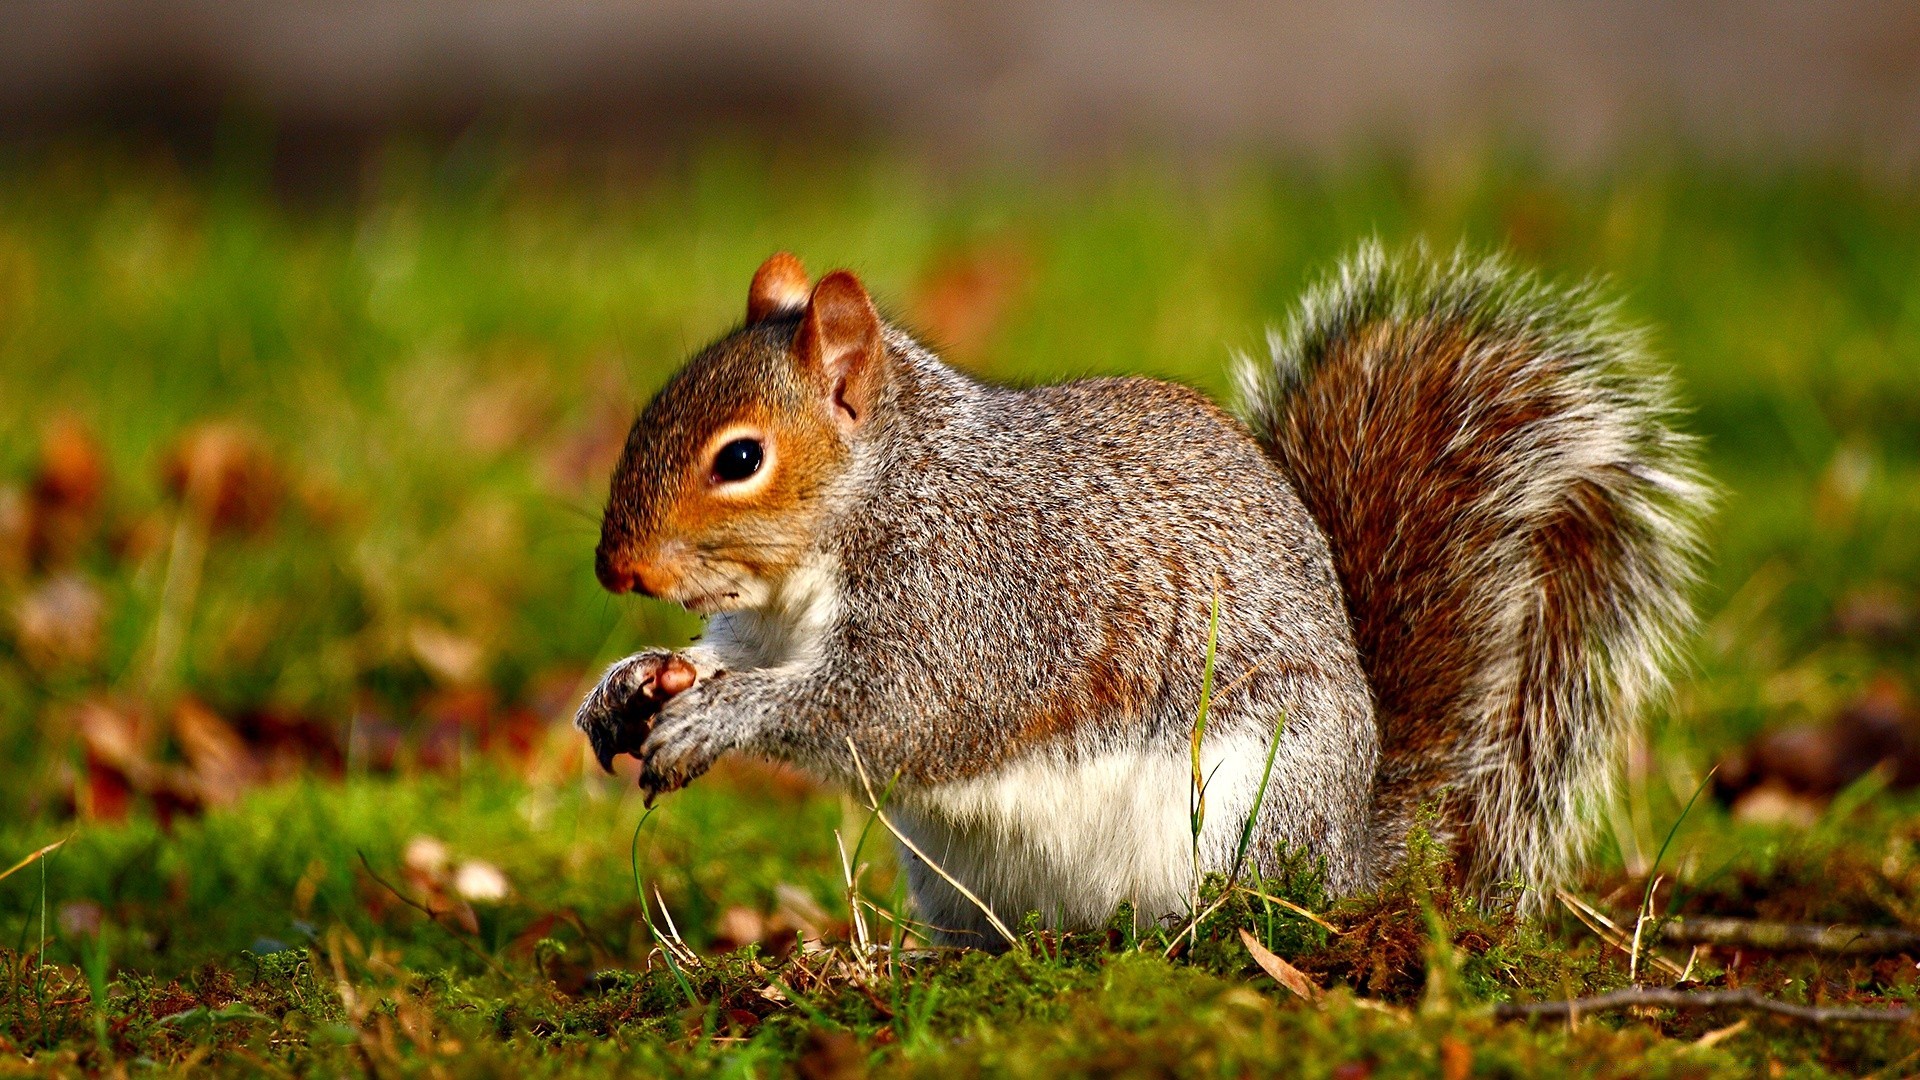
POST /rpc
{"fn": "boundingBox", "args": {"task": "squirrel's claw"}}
[575,650,698,775]
[636,703,724,800]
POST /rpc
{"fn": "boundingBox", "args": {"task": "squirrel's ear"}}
[747,252,811,324]
[795,270,885,432]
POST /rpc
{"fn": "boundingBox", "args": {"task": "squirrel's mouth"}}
[681,590,743,615]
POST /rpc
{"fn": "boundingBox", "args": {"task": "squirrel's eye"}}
[711,437,765,483]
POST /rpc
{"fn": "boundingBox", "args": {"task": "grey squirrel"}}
[575,244,1709,945]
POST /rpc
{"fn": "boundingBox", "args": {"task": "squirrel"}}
[575,244,1709,946]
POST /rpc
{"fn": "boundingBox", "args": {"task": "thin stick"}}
[846,739,1019,950]
[1679,944,1702,983]
[835,830,871,953]
[355,852,508,978]
[834,830,880,981]
[1494,988,1913,1024]
[1657,918,1920,955]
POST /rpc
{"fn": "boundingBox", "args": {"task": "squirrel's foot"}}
[575,650,699,773]
[637,690,732,802]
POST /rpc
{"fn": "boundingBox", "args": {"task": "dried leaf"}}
[713,905,770,951]
[410,624,487,686]
[12,574,103,667]
[405,836,451,877]
[1240,927,1322,1001]
[34,417,106,515]
[160,422,282,536]
[30,417,107,565]
[796,1028,864,1080]
[173,698,257,805]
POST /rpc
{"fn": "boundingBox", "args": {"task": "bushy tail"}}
[1238,243,1710,902]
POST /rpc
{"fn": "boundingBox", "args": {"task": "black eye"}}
[711,437,764,483]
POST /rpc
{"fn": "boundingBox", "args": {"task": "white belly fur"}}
[892,730,1272,939]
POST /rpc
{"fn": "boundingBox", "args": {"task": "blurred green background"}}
[5,144,1918,823]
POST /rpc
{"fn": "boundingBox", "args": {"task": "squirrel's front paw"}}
[575,650,698,773]
[638,695,731,802]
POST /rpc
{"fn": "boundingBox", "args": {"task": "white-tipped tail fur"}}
[1238,242,1712,904]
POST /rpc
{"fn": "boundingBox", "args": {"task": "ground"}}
[2,140,1919,1076]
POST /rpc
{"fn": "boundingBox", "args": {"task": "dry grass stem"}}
[1556,889,1686,978]
[846,738,1019,949]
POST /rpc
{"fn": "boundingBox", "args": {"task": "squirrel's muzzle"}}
[596,541,683,600]
[595,551,638,595]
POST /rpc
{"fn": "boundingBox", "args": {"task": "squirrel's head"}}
[594,253,887,613]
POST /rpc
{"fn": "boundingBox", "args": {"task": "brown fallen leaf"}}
[1715,675,1920,811]
[30,416,107,567]
[159,421,282,536]
[795,1028,865,1080]
[12,573,103,668]
[1834,585,1914,643]
[712,905,769,952]
[0,485,29,579]
[173,697,258,805]
[1240,927,1323,1001]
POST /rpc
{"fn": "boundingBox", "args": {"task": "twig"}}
[355,852,508,978]
[1657,917,1920,955]
[846,739,1020,950]
[1494,988,1913,1024]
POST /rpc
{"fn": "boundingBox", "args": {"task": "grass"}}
[3,136,1920,1075]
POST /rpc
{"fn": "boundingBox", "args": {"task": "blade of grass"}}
[630,807,699,1006]
[1633,766,1716,983]
[1228,709,1285,883]
[846,738,1020,951]
[1187,592,1221,953]
[1189,592,1221,847]
[0,837,69,886]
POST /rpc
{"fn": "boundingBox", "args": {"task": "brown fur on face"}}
[597,256,893,611]
[595,317,850,611]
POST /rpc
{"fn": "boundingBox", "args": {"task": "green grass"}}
[3,138,1920,1075]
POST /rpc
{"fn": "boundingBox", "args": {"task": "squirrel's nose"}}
[596,548,676,599]
[595,549,640,595]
